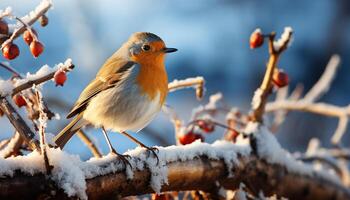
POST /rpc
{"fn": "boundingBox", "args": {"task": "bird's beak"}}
[163,47,178,53]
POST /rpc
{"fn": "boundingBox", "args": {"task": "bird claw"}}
[145,146,159,164]
[111,151,132,169]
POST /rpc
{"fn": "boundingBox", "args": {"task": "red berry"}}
[13,94,26,107]
[40,15,49,27]
[178,131,204,145]
[54,70,67,86]
[250,29,264,49]
[2,42,20,60]
[30,40,44,58]
[0,20,9,35]
[23,29,37,45]
[197,120,215,133]
[273,71,289,88]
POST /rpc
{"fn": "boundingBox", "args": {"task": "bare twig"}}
[251,28,293,122]
[76,130,102,158]
[0,62,21,77]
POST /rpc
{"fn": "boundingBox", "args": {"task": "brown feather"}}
[66,59,135,119]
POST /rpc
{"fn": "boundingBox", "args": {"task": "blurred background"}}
[0,0,349,160]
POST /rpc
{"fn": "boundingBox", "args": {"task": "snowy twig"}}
[10,61,74,97]
[0,97,40,150]
[168,77,205,100]
[0,132,23,158]
[265,55,348,145]
[76,130,102,158]
[0,0,52,45]
[303,55,341,103]
[251,28,293,123]
[35,88,52,175]
[270,84,303,132]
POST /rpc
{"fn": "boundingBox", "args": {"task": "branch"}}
[11,61,74,96]
[76,130,102,158]
[303,55,341,103]
[0,132,23,158]
[0,97,39,150]
[0,154,348,200]
[0,0,52,45]
[168,77,205,100]
[251,27,293,122]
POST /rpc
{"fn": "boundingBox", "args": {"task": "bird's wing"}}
[66,58,136,119]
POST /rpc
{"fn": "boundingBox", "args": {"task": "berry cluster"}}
[177,119,237,145]
[0,15,48,60]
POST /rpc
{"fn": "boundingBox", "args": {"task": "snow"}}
[0,58,72,97]
[21,0,53,24]
[0,140,251,199]
[247,122,342,184]
[0,7,12,19]
[251,88,263,110]
[15,58,72,87]
[191,92,223,120]
[273,26,293,51]
[8,0,52,32]
[251,28,262,36]
[0,122,342,198]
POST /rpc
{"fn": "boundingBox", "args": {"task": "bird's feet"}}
[143,146,160,164]
[110,149,132,168]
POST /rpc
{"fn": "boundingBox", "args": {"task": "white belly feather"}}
[83,84,162,133]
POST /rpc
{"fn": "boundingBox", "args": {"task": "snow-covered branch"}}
[0,0,52,45]
[0,134,349,199]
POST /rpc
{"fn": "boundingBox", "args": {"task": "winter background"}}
[0,0,349,160]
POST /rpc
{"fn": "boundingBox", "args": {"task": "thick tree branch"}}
[0,153,348,199]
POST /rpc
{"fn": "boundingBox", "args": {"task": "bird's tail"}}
[54,113,87,149]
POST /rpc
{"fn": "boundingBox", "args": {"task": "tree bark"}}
[0,155,348,200]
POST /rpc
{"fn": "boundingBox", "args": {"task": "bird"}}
[53,32,177,164]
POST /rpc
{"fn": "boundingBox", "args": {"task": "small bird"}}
[53,32,177,163]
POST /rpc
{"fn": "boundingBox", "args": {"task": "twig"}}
[168,77,205,100]
[35,88,52,175]
[303,55,341,103]
[10,62,74,96]
[76,130,102,158]
[0,0,52,45]
[270,84,303,132]
[0,132,23,158]
[251,28,293,122]
[0,97,40,150]
[0,62,21,77]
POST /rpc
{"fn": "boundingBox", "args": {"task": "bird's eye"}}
[142,44,151,51]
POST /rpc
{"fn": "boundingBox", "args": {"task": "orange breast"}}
[135,56,168,105]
